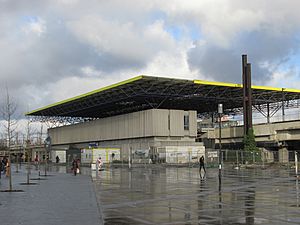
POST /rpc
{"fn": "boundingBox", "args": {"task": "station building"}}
[26,75,300,164]
[48,108,203,164]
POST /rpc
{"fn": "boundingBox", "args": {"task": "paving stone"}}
[0,165,103,225]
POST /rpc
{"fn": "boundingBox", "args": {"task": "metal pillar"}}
[242,55,253,135]
[267,103,270,124]
[247,63,253,129]
[218,104,223,178]
[242,55,248,134]
[219,113,222,170]
[295,151,298,175]
[282,90,285,121]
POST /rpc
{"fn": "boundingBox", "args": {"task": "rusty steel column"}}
[282,89,285,122]
[242,55,253,135]
[267,103,270,123]
[242,55,248,135]
[247,63,253,129]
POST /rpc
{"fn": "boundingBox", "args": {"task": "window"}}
[184,112,189,130]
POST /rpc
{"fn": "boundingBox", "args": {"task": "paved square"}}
[92,166,300,225]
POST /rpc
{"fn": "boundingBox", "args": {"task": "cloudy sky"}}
[1,0,300,117]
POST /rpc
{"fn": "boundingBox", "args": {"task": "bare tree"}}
[0,87,18,191]
[25,119,37,184]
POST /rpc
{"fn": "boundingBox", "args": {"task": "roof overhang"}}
[26,75,300,119]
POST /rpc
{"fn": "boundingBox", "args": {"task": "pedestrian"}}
[56,155,60,163]
[34,155,39,164]
[0,157,2,171]
[72,159,79,176]
[34,155,39,169]
[0,157,2,178]
[96,157,103,171]
[76,158,80,173]
[2,157,7,174]
[199,155,206,174]
[5,158,10,177]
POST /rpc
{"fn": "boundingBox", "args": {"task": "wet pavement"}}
[91,165,300,225]
[1,164,299,225]
[0,164,103,225]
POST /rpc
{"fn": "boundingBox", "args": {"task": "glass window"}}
[184,113,189,130]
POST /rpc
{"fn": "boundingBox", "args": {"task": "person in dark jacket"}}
[199,156,206,174]
[2,157,7,174]
[72,159,79,176]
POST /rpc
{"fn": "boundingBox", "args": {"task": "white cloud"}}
[22,17,46,36]
[81,66,102,77]
[1,0,300,123]
[139,41,200,80]
[158,0,300,47]
[67,16,176,66]
[265,67,300,89]
[45,76,120,104]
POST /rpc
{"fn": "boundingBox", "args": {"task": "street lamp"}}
[44,135,52,176]
[218,104,223,178]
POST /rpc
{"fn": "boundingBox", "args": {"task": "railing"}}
[221,149,300,168]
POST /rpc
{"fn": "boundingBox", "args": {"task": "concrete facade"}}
[49,109,197,144]
[48,109,203,162]
[199,120,300,162]
[206,120,300,145]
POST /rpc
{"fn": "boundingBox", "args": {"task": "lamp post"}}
[218,104,223,178]
[44,135,51,176]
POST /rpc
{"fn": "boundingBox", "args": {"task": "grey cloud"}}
[188,46,242,83]
[188,30,300,84]
[0,18,152,90]
[2,0,300,119]
[0,0,172,118]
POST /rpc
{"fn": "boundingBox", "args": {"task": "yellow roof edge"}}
[283,88,300,93]
[194,80,300,92]
[194,80,242,88]
[26,76,300,116]
[251,85,282,91]
[25,75,144,115]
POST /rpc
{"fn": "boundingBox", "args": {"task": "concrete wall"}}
[49,109,197,145]
[51,150,66,163]
[81,148,120,164]
[210,120,300,144]
[164,146,205,163]
[50,136,204,161]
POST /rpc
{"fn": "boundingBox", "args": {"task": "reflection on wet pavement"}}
[92,166,300,225]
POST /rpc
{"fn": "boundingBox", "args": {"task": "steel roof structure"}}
[26,75,300,123]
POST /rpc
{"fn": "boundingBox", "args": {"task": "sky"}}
[1,0,300,120]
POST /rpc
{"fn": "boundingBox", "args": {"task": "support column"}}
[279,147,289,163]
[267,103,270,124]
[242,55,253,135]
[282,90,285,122]
[242,55,248,135]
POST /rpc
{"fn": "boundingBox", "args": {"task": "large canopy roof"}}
[26,75,300,119]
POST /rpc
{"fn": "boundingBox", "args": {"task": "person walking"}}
[5,158,10,177]
[72,159,79,176]
[34,155,39,169]
[76,158,80,174]
[199,155,206,174]
[96,157,103,171]
[2,157,7,174]
[0,157,2,179]
[56,155,60,163]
